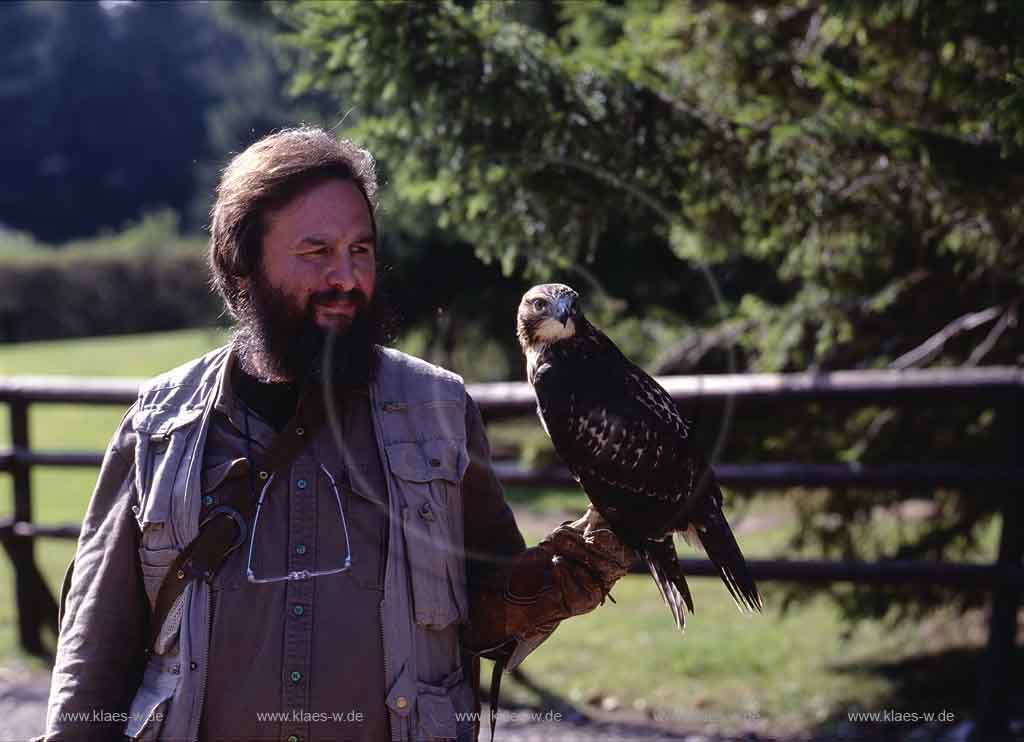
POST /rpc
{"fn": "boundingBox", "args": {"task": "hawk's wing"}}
[534,336,702,506]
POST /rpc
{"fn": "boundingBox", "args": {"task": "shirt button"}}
[295,427,305,436]
[258,470,269,480]
[396,696,408,709]
[202,495,214,507]
[293,605,304,616]
[290,670,302,683]
[296,478,308,490]
[295,544,307,555]
[287,736,299,742]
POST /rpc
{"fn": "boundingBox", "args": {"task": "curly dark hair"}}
[208,127,378,319]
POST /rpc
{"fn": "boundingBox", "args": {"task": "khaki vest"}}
[122,345,477,741]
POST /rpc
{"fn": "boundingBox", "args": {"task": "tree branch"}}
[889,304,1004,370]
[966,300,1019,366]
[853,300,1018,457]
[652,319,751,375]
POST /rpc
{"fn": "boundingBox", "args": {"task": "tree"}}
[278,0,1023,620]
[0,1,319,243]
[0,2,214,241]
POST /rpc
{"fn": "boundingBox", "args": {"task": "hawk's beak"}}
[555,296,574,326]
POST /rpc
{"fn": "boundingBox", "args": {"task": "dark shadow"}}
[0,536,59,660]
[813,646,1024,741]
[501,650,1024,741]
[498,667,787,741]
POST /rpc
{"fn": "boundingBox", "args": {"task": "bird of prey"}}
[517,283,762,629]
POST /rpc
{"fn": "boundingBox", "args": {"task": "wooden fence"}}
[1,367,1021,737]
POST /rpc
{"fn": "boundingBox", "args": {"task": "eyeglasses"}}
[245,463,353,584]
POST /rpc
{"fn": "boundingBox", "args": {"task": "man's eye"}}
[351,243,372,255]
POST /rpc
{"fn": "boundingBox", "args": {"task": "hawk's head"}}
[517,283,582,351]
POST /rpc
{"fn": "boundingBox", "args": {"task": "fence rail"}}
[0,366,1021,736]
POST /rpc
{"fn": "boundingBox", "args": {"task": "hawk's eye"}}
[531,298,547,311]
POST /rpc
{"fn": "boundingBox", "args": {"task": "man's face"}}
[236,178,380,382]
[261,177,376,331]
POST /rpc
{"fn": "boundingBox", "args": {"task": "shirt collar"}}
[211,347,276,450]
[212,344,371,449]
[212,345,240,421]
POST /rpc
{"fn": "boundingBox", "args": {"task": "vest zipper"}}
[185,389,218,741]
[186,585,213,741]
[379,504,388,589]
[370,384,411,742]
[379,599,401,741]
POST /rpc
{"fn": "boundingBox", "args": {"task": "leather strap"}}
[149,382,328,648]
[488,654,507,742]
[463,649,483,739]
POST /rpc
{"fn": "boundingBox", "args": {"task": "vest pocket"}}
[386,440,466,630]
[139,544,187,655]
[132,421,200,552]
[416,683,457,740]
[139,545,180,613]
[124,654,181,740]
[416,666,474,742]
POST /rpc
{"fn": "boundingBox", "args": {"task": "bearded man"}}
[41,128,634,742]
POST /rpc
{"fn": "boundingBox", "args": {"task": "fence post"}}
[2,399,57,656]
[975,389,1023,740]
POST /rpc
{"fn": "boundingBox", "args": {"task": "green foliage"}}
[0,217,222,342]
[280,0,1022,370]
[0,210,181,263]
[0,1,321,243]
[0,229,47,262]
[279,0,1023,623]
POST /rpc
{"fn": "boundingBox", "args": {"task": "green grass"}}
[490,490,1000,735]
[0,328,234,521]
[0,326,231,378]
[0,329,232,664]
[489,578,991,737]
[0,329,1003,736]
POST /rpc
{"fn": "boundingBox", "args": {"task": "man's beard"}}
[233,272,388,387]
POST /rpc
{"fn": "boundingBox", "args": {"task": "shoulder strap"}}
[149,387,327,648]
[488,655,506,742]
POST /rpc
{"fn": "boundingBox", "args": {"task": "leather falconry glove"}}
[465,506,636,659]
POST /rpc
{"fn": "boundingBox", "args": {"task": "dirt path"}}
[0,661,50,742]
[2,663,994,741]
[1,662,777,742]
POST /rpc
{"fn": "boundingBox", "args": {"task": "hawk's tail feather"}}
[692,510,763,614]
[639,536,694,631]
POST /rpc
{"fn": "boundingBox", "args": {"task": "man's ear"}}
[233,275,251,310]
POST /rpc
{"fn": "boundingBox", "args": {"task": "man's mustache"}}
[310,288,369,308]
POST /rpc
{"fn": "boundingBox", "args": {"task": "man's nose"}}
[325,249,357,292]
